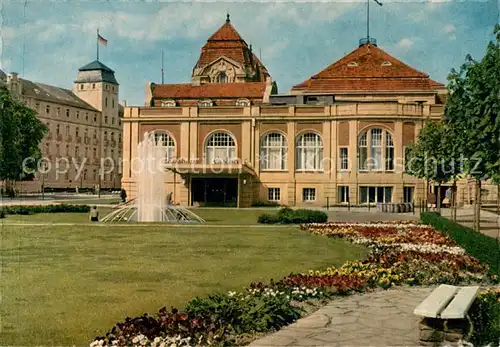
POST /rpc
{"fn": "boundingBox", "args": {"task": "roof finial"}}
[226,12,230,23]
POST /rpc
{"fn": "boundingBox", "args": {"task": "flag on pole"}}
[98,33,108,46]
[373,0,383,6]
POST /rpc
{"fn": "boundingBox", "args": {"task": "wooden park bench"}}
[414,284,480,346]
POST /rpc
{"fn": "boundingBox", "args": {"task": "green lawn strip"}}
[53,198,121,205]
[0,224,367,346]
[421,212,500,276]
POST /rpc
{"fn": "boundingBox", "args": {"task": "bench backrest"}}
[414,284,480,319]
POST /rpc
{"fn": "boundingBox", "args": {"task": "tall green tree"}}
[444,24,500,231]
[0,86,47,191]
[405,120,461,213]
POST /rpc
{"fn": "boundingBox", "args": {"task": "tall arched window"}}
[296,132,323,170]
[217,72,228,83]
[358,128,394,171]
[149,131,175,160]
[205,132,236,164]
[260,133,287,170]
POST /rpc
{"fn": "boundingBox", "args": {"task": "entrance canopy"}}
[164,162,257,176]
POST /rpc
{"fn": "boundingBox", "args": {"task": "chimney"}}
[121,100,127,107]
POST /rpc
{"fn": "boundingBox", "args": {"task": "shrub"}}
[257,214,280,224]
[421,212,500,276]
[0,209,5,219]
[258,208,328,224]
[469,289,500,345]
[1,204,90,216]
[251,200,279,207]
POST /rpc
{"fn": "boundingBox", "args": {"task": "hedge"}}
[0,204,90,216]
[421,212,500,276]
[258,207,328,224]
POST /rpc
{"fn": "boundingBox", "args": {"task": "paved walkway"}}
[248,286,435,347]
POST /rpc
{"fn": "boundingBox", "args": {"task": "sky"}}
[0,0,498,106]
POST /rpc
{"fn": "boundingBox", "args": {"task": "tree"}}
[405,120,461,214]
[0,86,47,192]
[444,24,500,231]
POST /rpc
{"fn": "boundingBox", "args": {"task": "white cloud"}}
[396,37,414,49]
[262,40,290,60]
[443,24,456,33]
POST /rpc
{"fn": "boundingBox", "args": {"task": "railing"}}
[260,106,289,115]
[324,197,417,215]
[139,107,183,117]
[128,102,443,119]
[198,107,244,116]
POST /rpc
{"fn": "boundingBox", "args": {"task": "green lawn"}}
[1,223,367,346]
[2,208,275,224]
[53,197,122,205]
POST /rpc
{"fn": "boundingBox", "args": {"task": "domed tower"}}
[191,14,270,85]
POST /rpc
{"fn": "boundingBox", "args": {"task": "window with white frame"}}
[359,186,393,204]
[302,188,316,201]
[268,188,280,201]
[205,132,236,164]
[385,131,394,171]
[296,132,323,170]
[358,128,394,171]
[338,186,349,203]
[235,98,250,107]
[198,99,213,107]
[403,186,414,203]
[340,147,349,170]
[260,133,287,170]
[149,131,175,160]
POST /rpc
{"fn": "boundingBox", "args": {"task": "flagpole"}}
[97,28,99,61]
[161,50,164,84]
[367,0,370,42]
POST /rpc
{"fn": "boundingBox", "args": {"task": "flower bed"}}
[91,221,498,347]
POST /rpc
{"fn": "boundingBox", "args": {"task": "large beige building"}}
[121,18,496,207]
[2,60,122,192]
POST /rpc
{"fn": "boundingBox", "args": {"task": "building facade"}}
[2,60,122,192]
[121,20,497,207]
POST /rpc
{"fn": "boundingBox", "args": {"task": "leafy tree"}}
[405,120,462,214]
[444,24,500,231]
[0,86,47,192]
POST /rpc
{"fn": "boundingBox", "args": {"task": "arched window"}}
[358,128,394,171]
[260,133,287,170]
[296,132,323,170]
[205,132,236,164]
[217,72,228,83]
[149,131,175,160]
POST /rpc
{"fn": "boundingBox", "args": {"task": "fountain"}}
[101,132,205,223]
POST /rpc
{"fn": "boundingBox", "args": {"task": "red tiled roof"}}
[193,19,269,82]
[429,79,446,88]
[293,78,438,92]
[152,82,267,99]
[207,21,244,41]
[292,43,442,93]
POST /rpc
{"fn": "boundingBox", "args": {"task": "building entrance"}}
[191,177,238,207]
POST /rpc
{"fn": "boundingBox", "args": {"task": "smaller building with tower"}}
[2,59,123,192]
